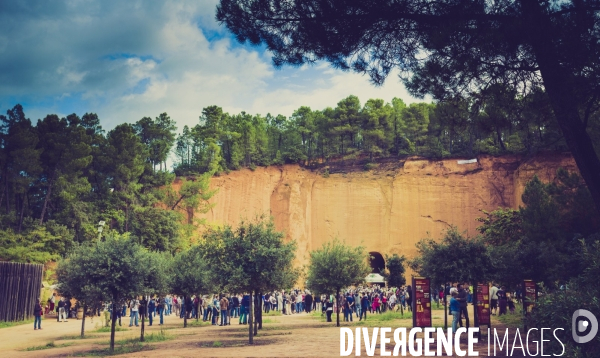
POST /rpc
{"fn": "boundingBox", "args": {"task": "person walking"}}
[34,299,43,330]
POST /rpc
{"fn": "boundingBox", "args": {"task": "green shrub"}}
[528,238,600,357]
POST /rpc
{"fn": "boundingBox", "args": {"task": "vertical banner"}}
[523,280,537,313]
[412,277,432,328]
[475,283,491,326]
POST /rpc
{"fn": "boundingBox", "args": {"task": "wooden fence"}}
[0,262,43,322]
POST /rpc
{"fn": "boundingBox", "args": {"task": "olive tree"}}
[306,238,371,327]
[57,235,157,352]
[200,216,298,344]
[171,245,208,328]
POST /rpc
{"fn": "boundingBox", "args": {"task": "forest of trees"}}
[0,105,212,263]
[1,86,598,262]
[173,87,599,175]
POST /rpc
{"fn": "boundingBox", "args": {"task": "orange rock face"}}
[195,153,577,268]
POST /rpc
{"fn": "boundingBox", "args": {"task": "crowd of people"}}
[32,283,523,332]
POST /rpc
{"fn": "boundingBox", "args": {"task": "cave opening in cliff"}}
[369,252,385,274]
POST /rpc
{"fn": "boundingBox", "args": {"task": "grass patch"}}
[264,310,282,316]
[496,308,524,328]
[95,326,127,333]
[187,319,212,327]
[261,318,277,324]
[132,330,173,344]
[75,342,150,356]
[60,334,99,340]
[0,319,34,329]
[24,342,73,351]
[212,341,223,347]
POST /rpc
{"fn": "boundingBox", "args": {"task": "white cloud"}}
[0,0,420,130]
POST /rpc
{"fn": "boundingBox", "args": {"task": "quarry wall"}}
[188,153,577,267]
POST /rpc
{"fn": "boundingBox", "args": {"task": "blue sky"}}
[0,0,417,132]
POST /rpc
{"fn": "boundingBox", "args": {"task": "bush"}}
[528,238,600,357]
[364,162,377,171]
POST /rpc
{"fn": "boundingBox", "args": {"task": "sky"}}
[0,0,419,132]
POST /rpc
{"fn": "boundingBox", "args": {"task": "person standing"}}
[360,293,369,321]
[139,297,147,325]
[450,291,460,333]
[325,297,334,322]
[231,294,239,318]
[220,295,229,325]
[34,299,43,330]
[304,292,313,313]
[497,286,508,316]
[457,283,470,329]
[240,293,250,324]
[148,297,156,326]
[129,298,140,327]
[212,295,220,326]
[50,293,56,314]
[58,298,68,322]
[490,283,499,316]
[295,293,302,314]
[344,292,354,322]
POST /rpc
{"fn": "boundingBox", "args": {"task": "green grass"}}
[261,318,277,324]
[60,334,99,340]
[187,320,211,327]
[136,330,173,343]
[264,310,282,316]
[212,341,223,347]
[95,326,127,333]
[24,342,73,351]
[0,318,34,329]
[496,307,524,328]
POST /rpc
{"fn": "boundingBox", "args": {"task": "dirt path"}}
[0,309,533,357]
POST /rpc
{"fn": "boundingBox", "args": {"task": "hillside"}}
[178,153,577,266]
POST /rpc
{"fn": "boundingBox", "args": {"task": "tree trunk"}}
[183,295,187,328]
[336,288,340,327]
[140,301,146,342]
[253,292,258,336]
[110,301,117,352]
[81,304,86,338]
[248,292,254,344]
[257,292,262,330]
[18,194,25,233]
[523,0,600,213]
[39,180,53,225]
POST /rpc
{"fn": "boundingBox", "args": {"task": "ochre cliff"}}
[188,153,577,267]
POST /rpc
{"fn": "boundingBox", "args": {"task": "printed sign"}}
[523,280,537,314]
[476,283,491,325]
[412,277,432,327]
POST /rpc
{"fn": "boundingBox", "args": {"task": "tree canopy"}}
[305,238,370,327]
[216,0,600,212]
[56,235,164,352]
[409,227,495,287]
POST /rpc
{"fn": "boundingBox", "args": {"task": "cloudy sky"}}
[0,0,418,131]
